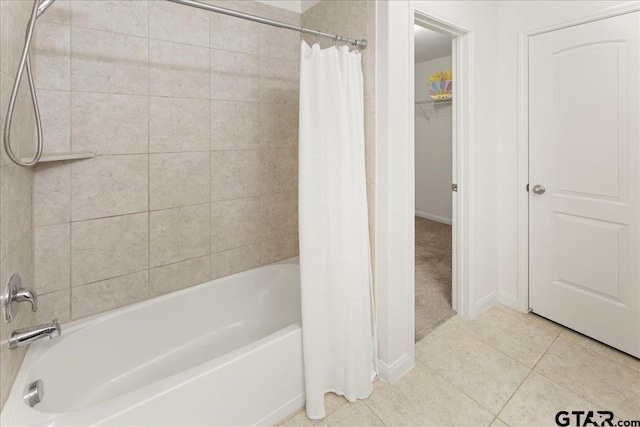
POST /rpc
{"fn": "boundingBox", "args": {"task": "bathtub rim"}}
[59,256,300,338]
[1,257,301,425]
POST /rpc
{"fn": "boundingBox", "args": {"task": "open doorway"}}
[413,24,456,342]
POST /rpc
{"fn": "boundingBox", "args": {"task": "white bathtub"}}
[1,258,304,426]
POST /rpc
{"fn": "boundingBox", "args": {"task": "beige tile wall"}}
[31,0,301,326]
[301,0,376,263]
[0,0,374,409]
[0,0,39,409]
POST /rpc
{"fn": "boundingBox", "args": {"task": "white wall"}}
[414,1,499,312]
[375,0,638,385]
[414,56,452,224]
[495,0,636,310]
[374,0,499,383]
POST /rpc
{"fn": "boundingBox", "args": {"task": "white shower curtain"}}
[298,41,376,420]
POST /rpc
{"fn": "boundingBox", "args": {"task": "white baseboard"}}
[377,353,414,384]
[415,211,452,225]
[497,290,519,310]
[475,290,498,316]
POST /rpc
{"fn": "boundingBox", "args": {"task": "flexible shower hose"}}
[3,0,44,167]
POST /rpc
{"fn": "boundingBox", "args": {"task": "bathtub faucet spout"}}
[8,319,61,350]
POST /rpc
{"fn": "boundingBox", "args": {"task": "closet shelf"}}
[23,152,95,163]
[415,98,452,105]
[415,98,452,121]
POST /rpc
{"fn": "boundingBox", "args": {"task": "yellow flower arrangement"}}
[427,69,453,100]
[428,71,443,82]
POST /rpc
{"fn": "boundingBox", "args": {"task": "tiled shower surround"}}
[0,0,377,410]
[32,0,302,324]
[0,0,39,407]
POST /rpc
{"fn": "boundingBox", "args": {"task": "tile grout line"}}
[558,328,640,371]
[531,333,636,413]
[414,324,531,418]
[360,393,381,422]
[456,325,532,372]
[67,5,73,321]
[330,399,388,427]
[59,190,297,226]
[493,368,535,422]
[493,332,562,422]
[67,18,276,58]
[208,2,213,281]
[530,332,561,372]
[414,314,565,423]
[257,21,264,268]
[457,309,555,370]
[534,368,621,418]
[147,0,151,299]
[72,268,149,291]
[435,368,498,419]
[40,86,295,105]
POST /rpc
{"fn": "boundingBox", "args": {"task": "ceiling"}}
[414,25,452,63]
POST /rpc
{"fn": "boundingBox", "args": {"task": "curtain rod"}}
[165,0,368,49]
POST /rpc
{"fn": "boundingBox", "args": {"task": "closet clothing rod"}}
[166,0,368,49]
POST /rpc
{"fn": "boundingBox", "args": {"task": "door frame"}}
[374,1,473,383]
[516,3,640,313]
[412,11,471,317]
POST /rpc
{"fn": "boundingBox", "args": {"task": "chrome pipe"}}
[165,0,368,49]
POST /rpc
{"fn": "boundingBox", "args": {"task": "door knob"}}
[532,185,546,194]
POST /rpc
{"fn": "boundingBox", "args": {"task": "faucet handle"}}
[2,274,38,323]
[15,287,37,312]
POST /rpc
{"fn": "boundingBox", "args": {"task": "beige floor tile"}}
[279,393,347,427]
[490,418,509,427]
[416,315,463,346]
[535,338,640,420]
[284,303,638,427]
[499,372,598,427]
[459,305,559,368]
[324,392,348,415]
[366,365,494,427]
[494,304,564,335]
[559,328,640,374]
[280,410,318,427]
[400,366,494,426]
[365,381,419,426]
[416,326,530,415]
[324,401,385,427]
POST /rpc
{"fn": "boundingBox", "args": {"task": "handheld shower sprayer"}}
[35,0,57,18]
[3,0,56,167]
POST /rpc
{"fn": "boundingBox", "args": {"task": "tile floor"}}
[281,303,640,427]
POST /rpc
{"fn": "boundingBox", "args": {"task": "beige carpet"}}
[415,216,456,342]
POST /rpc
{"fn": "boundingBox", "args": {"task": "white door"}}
[529,12,639,357]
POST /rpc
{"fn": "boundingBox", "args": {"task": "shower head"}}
[36,0,56,19]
